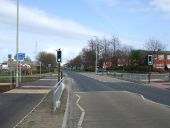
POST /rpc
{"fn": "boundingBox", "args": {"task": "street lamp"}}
[94,36,98,74]
[16,0,19,87]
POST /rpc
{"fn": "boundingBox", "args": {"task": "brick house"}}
[152,52,170,70]
[117,58,129,66]
[117,51,170,71]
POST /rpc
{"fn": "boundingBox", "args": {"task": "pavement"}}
[83,72,170,90]
[0,74,58,128]
[67,71,170,128]
[150,82,170,90]
[16,88,68,128]
[0,83,11,86]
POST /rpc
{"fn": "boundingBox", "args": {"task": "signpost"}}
[48,64,52,68]
[40,62,42,78]
[8,54,12,62]
[18,53,25,61]
[48,64,52,72]
[18,53,25,83]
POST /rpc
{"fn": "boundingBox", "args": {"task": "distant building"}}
[152,52,170,70]
[103,62,112,68]
[117,51,170,71]
[117,59,129,67]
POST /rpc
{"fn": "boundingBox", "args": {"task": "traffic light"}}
[57,49,62,63]
[147,55,153,65]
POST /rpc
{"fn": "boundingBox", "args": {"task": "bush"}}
[84,67,95,72]
[108,65,152,73]
[123,65,151,73]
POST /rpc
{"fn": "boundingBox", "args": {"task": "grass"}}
[0,76,11,83]
[21,76,41,83]
[0,76,43,83]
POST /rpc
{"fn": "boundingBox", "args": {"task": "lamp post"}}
[94,36,98,74]
[16,0,19,88]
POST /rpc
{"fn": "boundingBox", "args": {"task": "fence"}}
[99,72,170,83]
[52,77,65,112]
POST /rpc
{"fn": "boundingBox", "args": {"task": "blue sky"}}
[0,0,170,63]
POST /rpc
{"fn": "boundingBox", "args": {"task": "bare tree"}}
[144,39,166,52]
[36,52,56,68]
[67,36,134,70]
[109,36,121,66]
[88,38,96,52]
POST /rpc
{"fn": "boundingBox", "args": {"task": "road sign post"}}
[18,53,25,83]
[40,62,42,78]
[48,64,52,73]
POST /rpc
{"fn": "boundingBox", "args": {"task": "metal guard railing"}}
[52,77,65,112]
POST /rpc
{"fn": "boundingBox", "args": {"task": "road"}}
[67,71,170,128]
[0,74,58,128]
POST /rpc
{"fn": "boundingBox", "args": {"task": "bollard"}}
[12,71,15,88]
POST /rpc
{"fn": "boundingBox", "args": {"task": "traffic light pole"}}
[56,49,62,82]
[58,63,61,82]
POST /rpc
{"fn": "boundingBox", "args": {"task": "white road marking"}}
[139,94,145,100]
[140,94,170,108]
[123,91,170,108]
[75,94,85,128]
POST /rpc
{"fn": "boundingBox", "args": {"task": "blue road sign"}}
[48,64,52,68]
[8,54,12,59]
[18,53,25,61]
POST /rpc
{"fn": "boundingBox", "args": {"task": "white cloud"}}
[0,0,106,39]
[0,48,9,53]
[120,38,144,49]
[150,0,170,12]
[0,0,109,62]
[0,0,147,63]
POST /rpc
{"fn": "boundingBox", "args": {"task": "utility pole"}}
[95,44,98,74]
[113,39,116,67]
[16,0,19,88]
[94,36,98,74]
[104,39,107,69]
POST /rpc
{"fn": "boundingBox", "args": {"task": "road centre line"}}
[75,94,85,128]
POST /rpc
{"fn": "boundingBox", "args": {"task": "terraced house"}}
[152,51,170,71]
[117,51,170,71]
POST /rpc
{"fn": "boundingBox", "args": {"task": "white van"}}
[1,63,9,70]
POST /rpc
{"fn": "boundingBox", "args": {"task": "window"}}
[167,55,170,60]
[158,55,164,60]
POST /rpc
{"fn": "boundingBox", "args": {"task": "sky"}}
[0,0,170,64]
